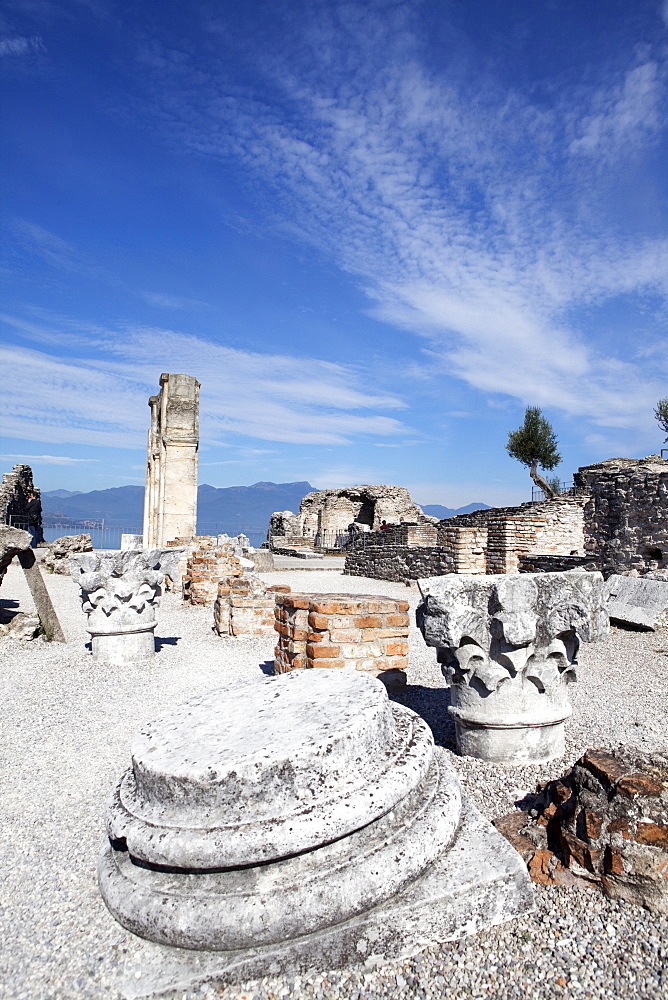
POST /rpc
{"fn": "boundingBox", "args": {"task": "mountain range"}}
[41,483,490,544]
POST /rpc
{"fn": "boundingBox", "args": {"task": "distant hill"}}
[40,485,491,544]
[421,502,491,519]
[41,481,316,546]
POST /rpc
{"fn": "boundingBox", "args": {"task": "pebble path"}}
[1,563,666,1000]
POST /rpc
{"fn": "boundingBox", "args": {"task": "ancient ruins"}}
[98,669,532,981]
[143,373,200,548]
[345,455,668,585]
[70,548,182,664]
[574,455,667,576]
[273,592,410,689]
[0,463,39,531]
[269,484,435,555]
[417,571,609,762]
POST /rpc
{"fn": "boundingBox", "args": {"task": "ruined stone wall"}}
[181,540,246,605]
[437,524,487,574]
[518,554,600,573]
[214,581,290,636]
[444,496,587,574]
[143,373,200,548]
[0,464,38,528]
[344,544,456,582]
[574,456,668,577]
[269,484,432,549]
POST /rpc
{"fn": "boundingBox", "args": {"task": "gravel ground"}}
[1,563,667,1000]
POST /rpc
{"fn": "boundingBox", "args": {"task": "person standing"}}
[25,492,44,547]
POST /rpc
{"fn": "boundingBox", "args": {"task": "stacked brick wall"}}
[274,593,410,689]
[344,544,456,582]
[215,581,290,636]
[0,464,37,527]
[182,542,246,605]
[437,525,487,573]
[167,535,217,588]
[574,456,668,577]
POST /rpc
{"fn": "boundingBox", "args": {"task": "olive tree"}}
[654,398,668,442]
[506,406,562,499]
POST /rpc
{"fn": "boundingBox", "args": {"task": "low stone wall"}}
[273,592,410,688]
[344,545,455,582]
[518,553,600,573]
[214,581,290,636]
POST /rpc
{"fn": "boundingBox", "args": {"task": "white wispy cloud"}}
[0,315,410,449]
[0,454,97,465]
[0,35,44,57]
[128,2,667,440]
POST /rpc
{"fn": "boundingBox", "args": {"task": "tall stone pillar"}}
[142,374,200,548]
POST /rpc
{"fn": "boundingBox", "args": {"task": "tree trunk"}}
[530,460,556,500]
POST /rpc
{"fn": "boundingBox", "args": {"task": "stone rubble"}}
[43,533,93,575]
[494,747,668,915]
[603,574,668,630]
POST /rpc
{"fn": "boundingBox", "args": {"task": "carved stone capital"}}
[70,548,183,663]
[418,571,609,763]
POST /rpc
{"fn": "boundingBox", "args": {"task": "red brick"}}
[617,773,664,798]
[385,641,409,657]
[310,658,345,669]
[604,847,624,875]
[553,781,573,803]
[608,817,631,841]
[266,585,291,593]
[307,644,341,659]
[310,600,354,614]
[289,628,309,641]
[386,613,410,627]
[306,631,326,642]
[537,802,558,827]
[583,809,604,841]
[560,829,601,873]
[580,750,628,787]
[353,616,382,628]
[308,613,330,630]
[328,629,362,642]
[634,822,668,849]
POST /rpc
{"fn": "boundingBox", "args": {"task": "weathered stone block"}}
[603,574,668,630]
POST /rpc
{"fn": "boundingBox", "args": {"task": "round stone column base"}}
[453,716,566,764]
[90,626,156,665]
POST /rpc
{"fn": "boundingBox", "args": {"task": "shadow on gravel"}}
[390,684,457,750]
[259,660,275,675]
[155,636,180,650]
[0,597,20,622]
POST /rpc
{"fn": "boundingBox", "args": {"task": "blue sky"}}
[1,0,666,507]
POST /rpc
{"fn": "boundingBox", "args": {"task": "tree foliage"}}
[654,398,668,442]
[506,407,561,499]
